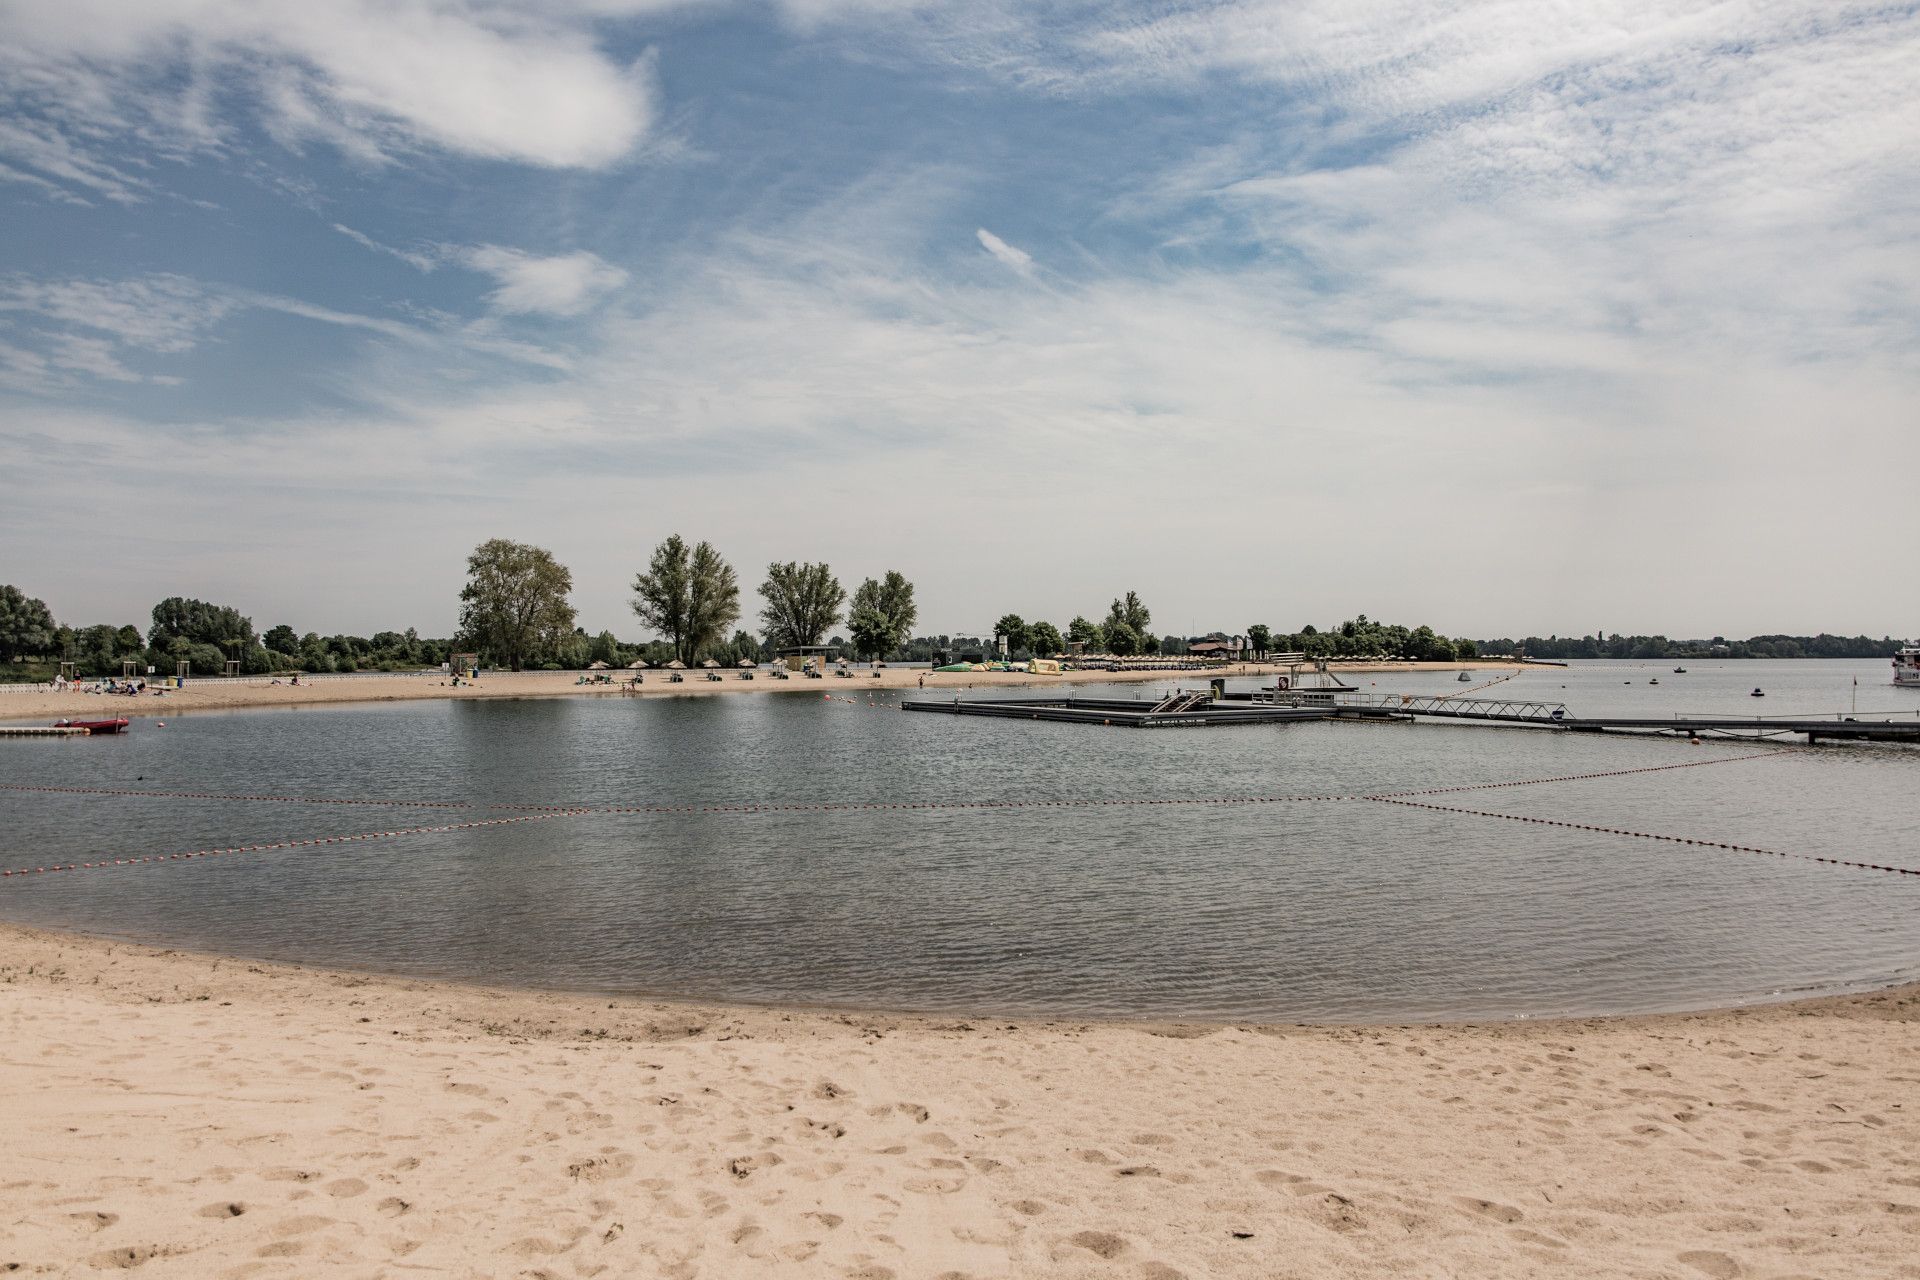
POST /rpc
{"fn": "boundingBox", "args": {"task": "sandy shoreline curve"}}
[3,922,1914,1277]
[0,660,1525,721]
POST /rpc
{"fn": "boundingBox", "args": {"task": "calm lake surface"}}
[3,659,1916,1022]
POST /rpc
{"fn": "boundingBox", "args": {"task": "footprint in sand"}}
[1068,1230,1129,1259]
[325,1178,368,1198]
[87,1244,174,1269]
[67,1210,119,1232]
[1454,1197,1524,1223]
[195,1202,246,1219]
[376,1197,411,1218]
[1677,1250,1740,1278]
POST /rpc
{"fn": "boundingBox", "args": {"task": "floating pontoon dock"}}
[900,693,1399,729]
[904,691,1920,742]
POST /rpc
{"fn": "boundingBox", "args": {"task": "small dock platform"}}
[901,694,1398,729]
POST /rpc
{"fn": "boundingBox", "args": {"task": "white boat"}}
[1894,644,1920,687]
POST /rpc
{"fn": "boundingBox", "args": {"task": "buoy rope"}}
[1368,797,1919,876]
[0,748,1783,815]
[0,810,591,879]
[1371,748,1795,797]
[0,781,1356,814]
[6,748,1905,881]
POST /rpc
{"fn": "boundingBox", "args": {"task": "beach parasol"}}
[588,660,610,670]
[737,658,755,667]
[666,659,687,670]
[626,659,648,669]
[701,659,721,669]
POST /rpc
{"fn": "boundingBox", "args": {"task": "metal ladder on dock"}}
[1148,690,1212,715]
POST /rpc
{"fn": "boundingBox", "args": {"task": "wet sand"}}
[0,661,1523,722]
[2,922,1914,1278]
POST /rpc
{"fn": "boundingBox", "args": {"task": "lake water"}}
[2,659,1916,1022]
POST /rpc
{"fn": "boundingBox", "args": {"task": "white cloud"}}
[458,246,631,316]
[975,227,1033,274]
[0,0,659,198]
[0,274,237,353]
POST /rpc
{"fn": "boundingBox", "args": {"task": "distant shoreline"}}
[0,659,1525,721]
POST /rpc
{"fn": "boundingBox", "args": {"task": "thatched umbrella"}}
[737,658,755,668]
[665,659,687,670]
[700,659,721,669]
[588,660,610,670]
[626,659,648,669]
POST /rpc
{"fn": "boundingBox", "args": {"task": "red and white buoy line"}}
[1369,748,1798,798]
[0,809,591,878]
[1367,796,1919,877]
[4,746,1913,879]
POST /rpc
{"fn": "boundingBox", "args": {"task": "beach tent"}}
[665,660,687,670]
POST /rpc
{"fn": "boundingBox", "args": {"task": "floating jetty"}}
[901,693,1401,729]
[904,690,1920,743]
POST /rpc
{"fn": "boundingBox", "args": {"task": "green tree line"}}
[1474,633,1910,660]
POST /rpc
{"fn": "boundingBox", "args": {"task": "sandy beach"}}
[0,661,1524,722]
[2,924,1914,1278]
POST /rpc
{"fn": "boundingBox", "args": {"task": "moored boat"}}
[1894,644,1920,688]
[52,718,130,734]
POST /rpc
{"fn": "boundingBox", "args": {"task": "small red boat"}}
[53,718,130,734]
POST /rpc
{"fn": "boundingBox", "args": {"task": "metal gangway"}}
[1249,689,1571,720]
[1333,693,1571,722]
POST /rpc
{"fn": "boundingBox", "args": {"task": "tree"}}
[849,571,917,657]
[1105,591,1150,637]
[1028,621,1064,657]
[1247,624,1272,656]
[848,605,893,662]
[457,538,578,671]
[1405,625,1450,662]
[759,561,846,650]
[149,597,257,657]
[993,613,1029,656]
[1105,621,1140,656]
[1066,615,1104,652]
[263,624,298,655]
[0,585,58,660]
[631,535,740,665]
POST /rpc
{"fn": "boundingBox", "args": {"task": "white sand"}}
[2,924,1914,1278]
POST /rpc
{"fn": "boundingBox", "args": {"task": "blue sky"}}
[2,1,1917,640]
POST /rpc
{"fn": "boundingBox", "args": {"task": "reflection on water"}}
[1,659,1916,1022]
